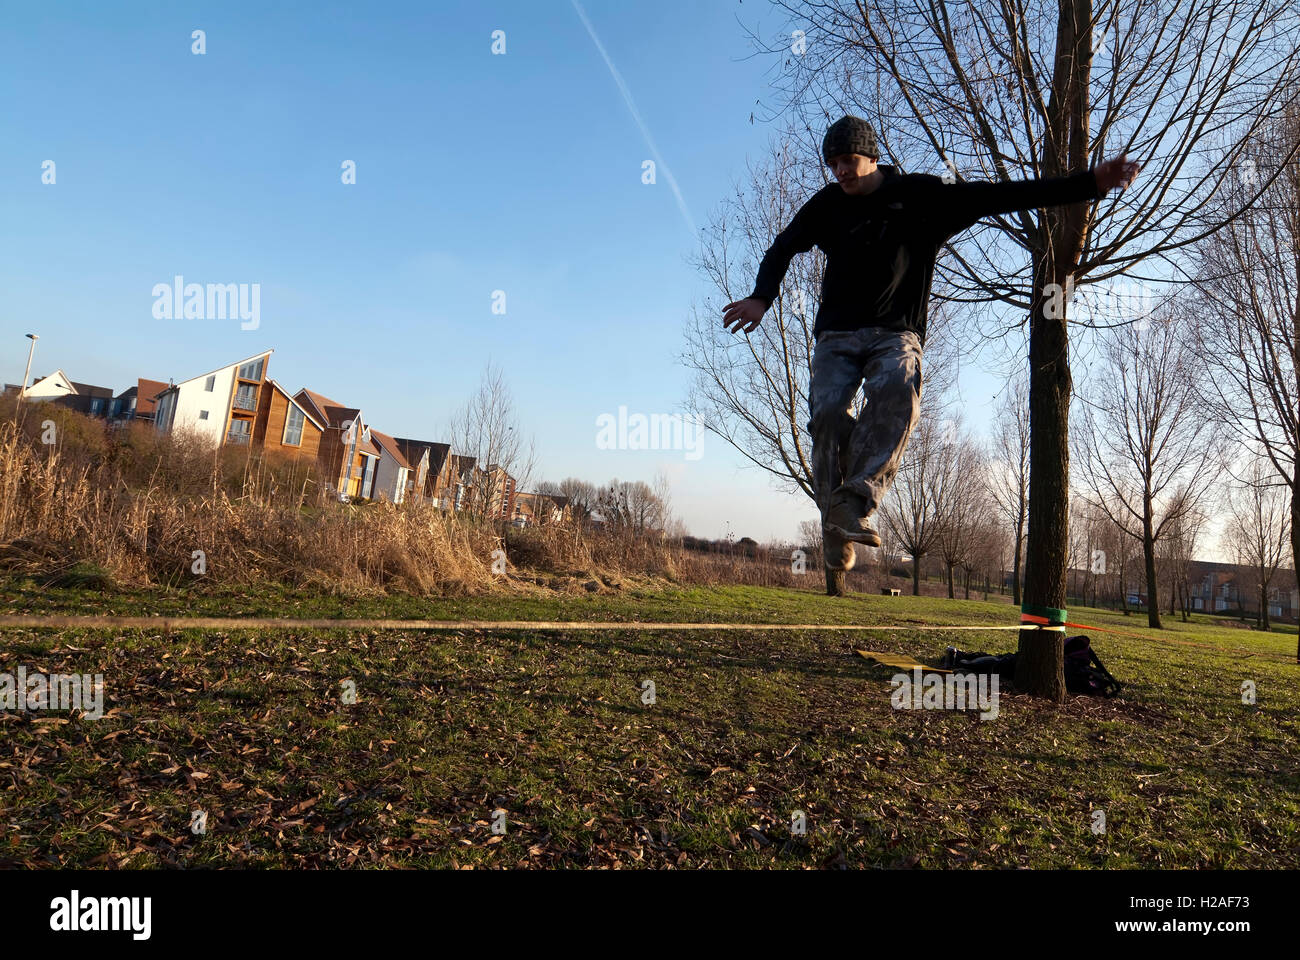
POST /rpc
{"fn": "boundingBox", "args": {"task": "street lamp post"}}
[16,333,38,423]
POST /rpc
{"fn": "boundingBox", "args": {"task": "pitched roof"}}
[26,370,76,394]
[68,380,114,399]
[163,350,274,392]
[265,379,326,431]
[133,378,171,414]
[368,429,413,470]
[394,438,451,474]
[295,387,360,430]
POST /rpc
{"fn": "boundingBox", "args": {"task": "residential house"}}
[394,439,456,508]
[368,429,413,504]
[294,388,382,499]
[510,492,570,527]
[1186,559,1299,621]
[109,378,169,423]
[480,463,518,520]
[10,370,114,418]
[252,379,326,462]
[153,350,274,447]
[448,455,477,512]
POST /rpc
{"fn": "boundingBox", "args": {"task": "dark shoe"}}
[824,495,881,546]
[823,528,856,571]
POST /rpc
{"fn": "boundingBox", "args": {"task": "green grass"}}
[1,577,1296,868]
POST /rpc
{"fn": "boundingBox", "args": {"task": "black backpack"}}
[948,636,1122,698]
[1063,635,1122,698]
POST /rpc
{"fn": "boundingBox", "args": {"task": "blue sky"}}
[1,0,1011,543]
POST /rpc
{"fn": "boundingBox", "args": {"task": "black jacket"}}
[748,165,1103,343]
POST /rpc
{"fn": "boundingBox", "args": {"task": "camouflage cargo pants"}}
[808,327,923,524]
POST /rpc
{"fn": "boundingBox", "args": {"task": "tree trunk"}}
[825,567,845,597]
[1012,518,1024,606]
[1015,0,1093,701]
[1143,497,1162,629]
[1293,481,1300,661]
[913,558,922,596]
[1119,548,1129,615]
[1008,535,1019,600]
[1016,259,1073,703]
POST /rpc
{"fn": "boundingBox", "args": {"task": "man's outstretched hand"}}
[723,297,765,334]
[1095,153,1140,194]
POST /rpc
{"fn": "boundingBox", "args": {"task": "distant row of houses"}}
[1182,559,1298,621]
[1056,557,1300,623]
[5,349,570,527]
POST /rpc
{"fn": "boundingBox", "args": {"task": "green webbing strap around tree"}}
[1021,602,1068,625]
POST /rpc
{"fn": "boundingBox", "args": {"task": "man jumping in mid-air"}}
[723,116,1138,581]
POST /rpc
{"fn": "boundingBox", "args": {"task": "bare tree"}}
[988,374,1031,605]
[651,470,675,536]
[539,477,598,525]
[1068,497,1100,606]
[1190,101,1300,656]
[934,429,992,598]
[1224,455,1293,630]
[797,517,824,557]
[880,413,946,595]
[1074,314,1224,628]
[961,517,1005,599]
[596,479,669,536]
[1106,489,1141,615]
[1156,501,1209,622]
[449,362,536,524]
[756,0,1300,697]
[1071,496,1127,611]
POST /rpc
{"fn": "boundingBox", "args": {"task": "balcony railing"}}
[226,432,251,445]
[232,392,258,411]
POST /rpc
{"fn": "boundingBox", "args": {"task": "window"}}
[198,410,209,420]
[283,405,305,446]
[205,375,216,392]
[90,398,104,415]
[227,419,251,445]
[155,392,175,429]
[237,358,265,381]
[233,383,258,411]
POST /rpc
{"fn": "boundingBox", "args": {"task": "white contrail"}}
[570,0,697,237]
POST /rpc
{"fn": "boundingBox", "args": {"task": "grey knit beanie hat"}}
[822,116,880,162]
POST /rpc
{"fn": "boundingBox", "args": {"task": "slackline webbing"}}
[0,616,1066,632]
[1,616,1289,662]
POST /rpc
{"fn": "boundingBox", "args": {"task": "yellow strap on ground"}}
[853,649,952,673]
